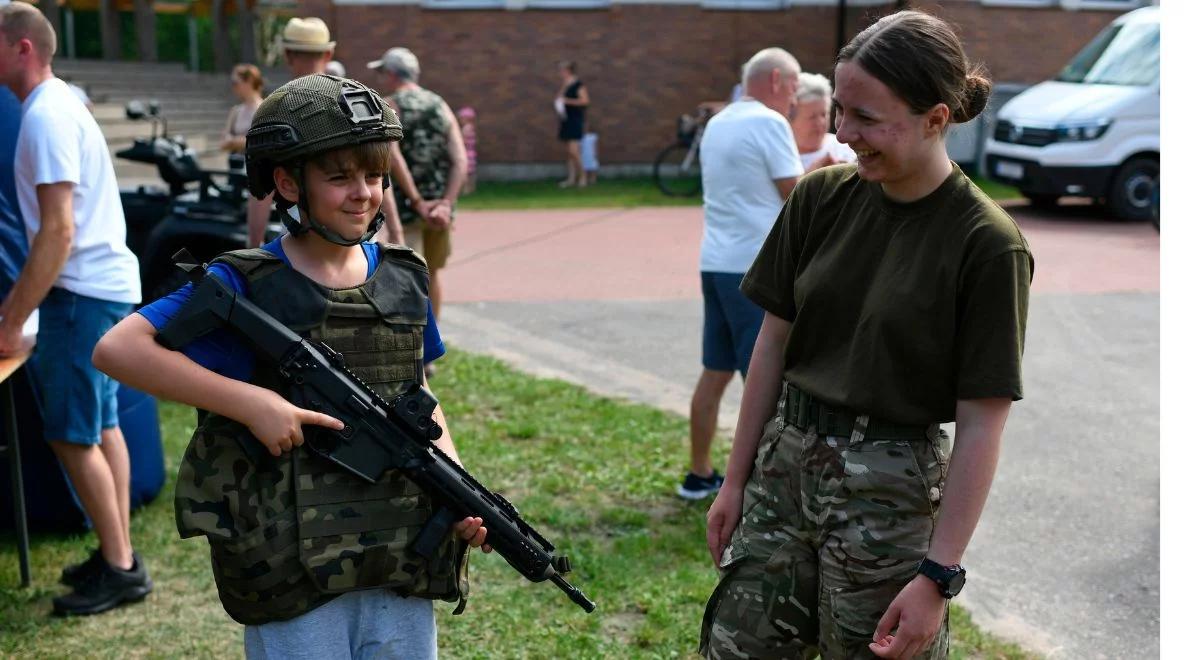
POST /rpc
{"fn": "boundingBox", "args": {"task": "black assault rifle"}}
[156,253,595,613]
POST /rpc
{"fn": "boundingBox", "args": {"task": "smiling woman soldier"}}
[700,10,1034,660]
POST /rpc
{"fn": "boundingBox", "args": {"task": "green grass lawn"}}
[972,176,1022,202]
[0,350,1036,658]
[456,173,1020,211]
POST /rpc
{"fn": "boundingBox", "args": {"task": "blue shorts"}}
[32,288,132,446]
[244,589,435,660]
[701,271,763,377]
[581,133,599,171]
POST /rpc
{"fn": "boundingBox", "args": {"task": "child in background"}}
[457,106,477,195]
[581,131,599,186]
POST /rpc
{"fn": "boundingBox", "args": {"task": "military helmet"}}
[245,74,403,200]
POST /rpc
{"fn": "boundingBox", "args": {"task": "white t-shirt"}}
[800,133,858,171]
[699,99,803,274]
[16,78,140,304]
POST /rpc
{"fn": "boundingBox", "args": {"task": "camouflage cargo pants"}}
[699,398,951,659]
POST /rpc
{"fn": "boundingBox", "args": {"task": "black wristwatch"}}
[917,558,966,599]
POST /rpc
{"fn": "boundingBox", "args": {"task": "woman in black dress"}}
[555,60,590,188]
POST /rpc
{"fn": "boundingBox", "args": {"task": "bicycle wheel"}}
[654,143,703,197]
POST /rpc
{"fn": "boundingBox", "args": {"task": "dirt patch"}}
[600,609,648,646]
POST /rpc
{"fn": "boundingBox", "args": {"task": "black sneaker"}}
[60,547,106,588]
[677,470,724,500]
[52,553,153,616]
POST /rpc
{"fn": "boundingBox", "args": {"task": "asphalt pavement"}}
[436,202,1160,659]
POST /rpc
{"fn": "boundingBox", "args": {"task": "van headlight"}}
[1054,119,1112,142]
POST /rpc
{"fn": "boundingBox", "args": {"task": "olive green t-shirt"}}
[741,162,1033,424]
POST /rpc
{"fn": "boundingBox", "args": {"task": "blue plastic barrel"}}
[1,379,166,532]
[117,384,165,508]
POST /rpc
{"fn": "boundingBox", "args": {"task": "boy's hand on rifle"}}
[454,516,493,553]
[246,388,345,457]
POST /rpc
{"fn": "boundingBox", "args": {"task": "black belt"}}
[781,382,934,440]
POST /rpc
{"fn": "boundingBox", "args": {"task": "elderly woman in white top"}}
[790,72,857,172]
[220,64,264,169]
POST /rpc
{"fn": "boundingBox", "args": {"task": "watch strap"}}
[917,558,966,598]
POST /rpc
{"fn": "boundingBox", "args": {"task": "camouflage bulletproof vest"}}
[173,245,467,625]
[391,87,452,224]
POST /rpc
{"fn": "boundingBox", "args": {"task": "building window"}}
[982,0,1150,8]
[419,0,613,7]
[701,0,787,9]
[421,0,505,9]
[979,0,1055,7]
[1060,0,1151,10]
[526,0,611,8]
[345,0,897,7]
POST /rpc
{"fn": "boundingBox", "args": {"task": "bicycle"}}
[653,108,713,197]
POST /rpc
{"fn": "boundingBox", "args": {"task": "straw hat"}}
[281,17,336,53]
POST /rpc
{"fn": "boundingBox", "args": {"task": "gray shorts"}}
[244,589,436,660]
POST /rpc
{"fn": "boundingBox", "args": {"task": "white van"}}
[984,5,1159,221]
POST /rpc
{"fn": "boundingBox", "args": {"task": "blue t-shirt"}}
[138,238,444,381]
[0,87,27,295]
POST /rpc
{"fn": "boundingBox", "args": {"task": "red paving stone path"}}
[442,202,1159,304]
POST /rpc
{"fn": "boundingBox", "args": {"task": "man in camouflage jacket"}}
[370,47,468,321]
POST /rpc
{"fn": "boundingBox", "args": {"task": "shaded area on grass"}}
[0,400,239,657]
[2,350,1034,658]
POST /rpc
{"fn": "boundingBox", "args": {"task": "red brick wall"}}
[295,1,1129,167]
[909,1,1117,83]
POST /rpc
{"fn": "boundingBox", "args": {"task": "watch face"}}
[947,570,967,596]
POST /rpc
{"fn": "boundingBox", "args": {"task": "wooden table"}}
[0,335,35,588]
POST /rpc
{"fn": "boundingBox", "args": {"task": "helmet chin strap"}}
[274,164,385,246]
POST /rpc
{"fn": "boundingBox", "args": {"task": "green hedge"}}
[63,10,240,72]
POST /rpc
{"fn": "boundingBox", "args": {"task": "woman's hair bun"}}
[954,71,992,124]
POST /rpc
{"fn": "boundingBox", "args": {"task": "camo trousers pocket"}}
[822,576,949,659]
[698,549,819,660]
[698,556,741,659]
[698,418,821,660]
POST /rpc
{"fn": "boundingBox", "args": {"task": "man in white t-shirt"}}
[0,3,151,616]
[790,72,857,172]
[678,47,804,500]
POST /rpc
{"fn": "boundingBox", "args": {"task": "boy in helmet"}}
[93,75,489,658]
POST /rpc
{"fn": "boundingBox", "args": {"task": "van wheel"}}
[1022,192,1059,209]
[1107,157,1159,222]
[1151,179,1160,233]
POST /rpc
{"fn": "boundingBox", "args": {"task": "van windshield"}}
[1056,19,1159,86]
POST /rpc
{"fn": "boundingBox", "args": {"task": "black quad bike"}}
[117,100,280,302]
